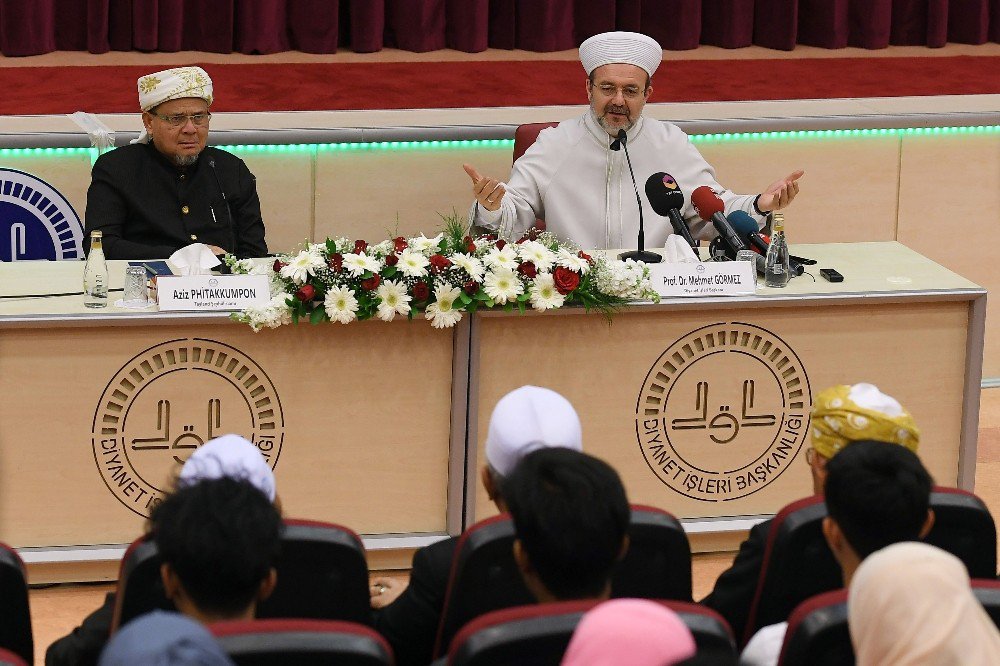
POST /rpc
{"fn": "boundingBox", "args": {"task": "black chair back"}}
[777,589,853,666]
[0,545,32,664]
[212,619,392,666]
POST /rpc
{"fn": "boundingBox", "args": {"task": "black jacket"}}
[699,518,772,644]
[84,142,267,259]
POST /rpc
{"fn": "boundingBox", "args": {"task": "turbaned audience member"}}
[740,439,935,665]
[702,383,920,642]
[850,542,1000,665]
[372,385,583,666]
[504,447,630,603]
[562,599,696,666]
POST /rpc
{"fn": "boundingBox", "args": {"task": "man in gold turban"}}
[84,66,267,259]
[702,383,921,643]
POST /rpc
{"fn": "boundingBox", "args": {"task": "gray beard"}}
[591,106,636,136]
[173,153,199,167]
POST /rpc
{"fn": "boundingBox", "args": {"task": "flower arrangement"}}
[228,215,658,331]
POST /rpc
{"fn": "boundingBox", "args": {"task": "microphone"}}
[208,158,236,257]
[727,210,804,276]
[691,186,747,256]
[616,130,661,264]
[644,172,698,251]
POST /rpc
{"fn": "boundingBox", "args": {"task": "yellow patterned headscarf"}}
[133,67,214,145]
[810,383,920,459]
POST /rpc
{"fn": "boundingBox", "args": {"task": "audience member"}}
[702,383,920,641]
[98,610,233,666]
[46,435,276,666]
[562,599,696,666]
[373,385,583,666]
[504,447,630,602]
[849,542,1000,665]
[740,439,934,665]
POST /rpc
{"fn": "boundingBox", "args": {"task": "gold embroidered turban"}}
[810,383,920,459]
[137,66,213,112]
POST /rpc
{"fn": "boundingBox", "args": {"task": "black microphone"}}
[207,157,236,257]
[691,186,747,256]
[644,172,698,251]
[616,130,661,264]
[728,210,804,276]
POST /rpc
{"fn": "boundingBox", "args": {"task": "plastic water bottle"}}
[764,213,790,288]
[83,230,109,308]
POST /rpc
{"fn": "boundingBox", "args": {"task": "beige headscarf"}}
[811,383,919,459]
[849,542,1000,665]
[132,66,213,144]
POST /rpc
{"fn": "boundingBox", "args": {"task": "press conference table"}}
[0,242,985,578]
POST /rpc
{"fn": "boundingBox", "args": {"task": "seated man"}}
[372,385,583,666]
[740,439,934,665]
[84,66,267,259]
[504,447,630,603]
[700,383,920,641]
[463,31,802,249]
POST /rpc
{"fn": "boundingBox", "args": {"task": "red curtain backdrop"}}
[0,0,997,56]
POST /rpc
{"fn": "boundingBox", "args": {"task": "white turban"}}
[579,31,663,78]
[485,386,583,477]
[177,434,276,502]
[133,66,213,144]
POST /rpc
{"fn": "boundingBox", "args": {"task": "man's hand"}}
[207,245,227,255]
[757,170,804,213]
[463,163,506,212]
[369,577,405,609]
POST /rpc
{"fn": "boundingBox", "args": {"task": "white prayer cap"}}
[579,31,663,78]
[177,434,275,502]
[137,66,213,112]
[485,386,583,477]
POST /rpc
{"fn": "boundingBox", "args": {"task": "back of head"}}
[849,542,1000,665]
[99,610,233,666]
[485,385,583,480]
[824,439,931,558]
[152,477,282,617]
[504,448,629,600]
[561,599,695,666]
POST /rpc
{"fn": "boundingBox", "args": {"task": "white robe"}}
[470,111,766,249]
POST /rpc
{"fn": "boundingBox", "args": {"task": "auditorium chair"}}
[0,544,31,664]
[512,122,557,163]
[211,618,393,665]
[440,600,736,666]
[432,506,693,657]
[112,518,371,629]
[923,487,997,578]
[972,578,1000,628]
[776,589,852,666]
[0,648,26,666]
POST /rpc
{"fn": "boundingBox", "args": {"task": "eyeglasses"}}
[591,83,644,99]
[152,112,212,127]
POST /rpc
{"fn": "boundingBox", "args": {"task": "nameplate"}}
[648,261,756,297]
[157,275,270,311]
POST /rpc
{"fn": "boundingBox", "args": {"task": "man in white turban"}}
[463,31,803,250]
[84,66,267,259]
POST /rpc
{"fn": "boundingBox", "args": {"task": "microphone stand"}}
[615,130,661,264]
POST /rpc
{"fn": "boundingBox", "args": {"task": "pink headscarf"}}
[562,599,696,666]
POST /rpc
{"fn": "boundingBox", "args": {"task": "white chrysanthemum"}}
[424,285,464,329]
[483,268,524,304]
[370,240,394,255]
[342,252,382,277]
[591,258,653,299]
[517,241,556,272]
[375,279,411,321]
[409,233,444,253]
[280,248,325,284]
[323,286,359,324]
[240,294,293,332]
[529,273,565,311]
[450,253,485,281]
[397,248,430,278]
[483,244,518,270]
[556,247,591,274]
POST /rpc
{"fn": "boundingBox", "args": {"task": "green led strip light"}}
[0,126,997,157]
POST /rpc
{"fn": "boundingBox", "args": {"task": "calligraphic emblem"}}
[92,338,284,516]
[0,167,84,261]
[635,323,811,501]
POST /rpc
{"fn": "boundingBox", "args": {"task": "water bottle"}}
[764,213,790,288]
[83,230,109,308]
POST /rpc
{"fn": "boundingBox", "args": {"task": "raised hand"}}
[463,163,506,212]
[757,170,804,212]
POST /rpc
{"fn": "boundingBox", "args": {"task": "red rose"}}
[495,239,506,251]
[429,254,452,273]
[385,254,399,267]
[361,275,381,291]
[393,237,408,253]
[464,235,477,253]
[354,239,369,254]
[328,253,343,272]
[516,236,528,244]
[463,280,479,296]
[517,261,537,279]
[272,259,286,273]
[553,267,580,294]
[578,251,593,263]
[412,282,430,301]
[294,284,316,302]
